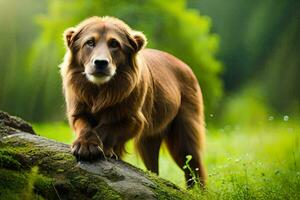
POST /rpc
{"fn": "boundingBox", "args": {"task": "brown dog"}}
[60,16,206,187]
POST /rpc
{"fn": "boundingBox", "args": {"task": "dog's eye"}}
[108,39,120,49]
[86,40,95,47]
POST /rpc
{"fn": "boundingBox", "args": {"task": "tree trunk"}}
[0,111,191,200]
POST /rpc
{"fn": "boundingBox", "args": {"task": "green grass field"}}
[32,120,300,199]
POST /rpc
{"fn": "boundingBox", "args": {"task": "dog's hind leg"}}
[165,105,206,188]
[135,134,163,174]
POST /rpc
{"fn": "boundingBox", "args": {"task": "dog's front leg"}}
[92,124,119,159]
[94,114,145,159]
[71,117,105,161]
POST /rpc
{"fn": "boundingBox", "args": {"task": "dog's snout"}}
[94,59,109,71]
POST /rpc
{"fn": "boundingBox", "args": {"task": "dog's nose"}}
[93,59,109,71]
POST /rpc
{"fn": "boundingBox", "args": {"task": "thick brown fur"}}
[60,16,206,187]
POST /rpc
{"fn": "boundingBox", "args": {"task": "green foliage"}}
[0,0,47,121]
[183,155,200,188]
[262,16,300,113]
[220,86,271,127]
[190,0,300,113]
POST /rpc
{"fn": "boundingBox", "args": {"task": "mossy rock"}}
[0,111,194,200]
[0,111,35,138]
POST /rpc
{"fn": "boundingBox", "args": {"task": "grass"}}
[32,119,300,199]
[33,122,75,144]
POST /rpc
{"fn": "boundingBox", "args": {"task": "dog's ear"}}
[133,31,147,51]
[63,27,76,48]
[127,31,147,53]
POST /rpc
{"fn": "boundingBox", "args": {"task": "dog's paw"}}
[71,129,104,161]
[104,148,119,160]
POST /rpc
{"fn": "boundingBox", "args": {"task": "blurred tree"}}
[189,0,258,90]
[189,0,300,114]
[0,0,47,120]
[262,3,300,113]
[23,0,222,121]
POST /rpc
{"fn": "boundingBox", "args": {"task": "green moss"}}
[51,152,75,161]
[1,139,122,199]
[0,143,61,199]
[0,144,34,170]
[43,152,76,174]
[0,150,21,170]
[23,166,40,200]
[0,140,35,156]
[0,166,57,200]
[91,180,122,200]
[146,171,195,200]
[34,173,56,199]
[0,139,73,174]
[92,189,122,200]
[0,168,27,199]
[69,174,122,200]
[0,168,27,190]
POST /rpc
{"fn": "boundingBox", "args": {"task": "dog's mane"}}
[61,53,143,114]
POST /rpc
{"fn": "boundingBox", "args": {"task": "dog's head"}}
[63,16,147,85]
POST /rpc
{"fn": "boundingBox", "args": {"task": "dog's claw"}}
[112,151,119,160]
[71,132,105,161]
[97,145,107,160]
[104,148,118,160]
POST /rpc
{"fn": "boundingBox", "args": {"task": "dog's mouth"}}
[84,70,116,85]
[88,71,112,77]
